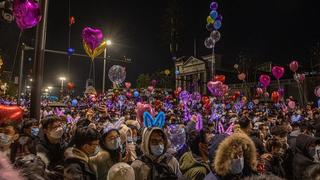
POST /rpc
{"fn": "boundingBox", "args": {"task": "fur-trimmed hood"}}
[141,127,168,159]
[214,132,257,176]
[64,147,89,163]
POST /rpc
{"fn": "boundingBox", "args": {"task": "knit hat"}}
[107,162,135,180]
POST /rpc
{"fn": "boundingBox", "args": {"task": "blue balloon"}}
[133,91,139,97]
[175,70,180,75]
[71,99,78,107]
[214,20,222,30]
[210,10,218,20]
[67,48,75,56]
[318,98,320,107]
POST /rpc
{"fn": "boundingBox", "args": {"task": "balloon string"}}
[88,61,93,79]
[11,30,23,81]
[93,60,95,87]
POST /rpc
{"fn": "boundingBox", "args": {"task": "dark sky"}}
[0,0,320,93]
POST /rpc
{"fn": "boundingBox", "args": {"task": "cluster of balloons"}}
[204,1,222,49]
[0,105,23,122]
[207,75,228,97]
[82,27,106,60]
[108,65,126,85]
[13,0,42,30]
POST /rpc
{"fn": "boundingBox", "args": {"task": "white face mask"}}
[49,127,64,139]
[0,133,12,146]
[106,137,121,150]
[230,157,244,174]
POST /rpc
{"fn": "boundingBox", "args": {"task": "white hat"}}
[107,162,135,180]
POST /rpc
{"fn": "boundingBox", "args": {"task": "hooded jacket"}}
[64,147,96,180]
[179,151,210,180]
[292,134,320,180]
[107,162,135,180]
[213,132,257,179]
[131,127,182,180]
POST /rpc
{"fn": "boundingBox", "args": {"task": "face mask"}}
[150,144,164,157]
[0,133,11,146]
[127,137,133,143]
[230,157,244,175]
[106,137,121,150]
[49,127,64,139]
[31,127,39,137]
[90,146,100,156]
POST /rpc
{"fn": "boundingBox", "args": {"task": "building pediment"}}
[183,56,205,67]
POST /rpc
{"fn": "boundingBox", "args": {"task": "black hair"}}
[76,118,91,128]
[0,120,20,134]
[239,116,252,129]
[271,126,288,138]
[40,115,61,129]
[73,127,100,148]
[187,130,206,156]
[21,118,38,132]
[265,138,283,153]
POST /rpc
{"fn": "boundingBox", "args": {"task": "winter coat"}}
[292,134,320,180]
[90,149,115,180]
[64,147,97,180]
[262,154,286,178]
[179,151,210,180]
[36,132,67,178]
[213,132,257,179]
[131,127,182,180]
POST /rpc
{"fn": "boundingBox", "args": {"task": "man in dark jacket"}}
[36,115,67,178]
[292,134,320,180]
[64,127,100,180]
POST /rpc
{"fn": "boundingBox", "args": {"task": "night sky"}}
[0,0,320,93]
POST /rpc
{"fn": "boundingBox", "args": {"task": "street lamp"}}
[103,39,112,93]
[59,77,66,91]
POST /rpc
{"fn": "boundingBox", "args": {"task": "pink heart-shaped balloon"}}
[272,66,285,80]
[13,0,42,30]
[82,27,104,51]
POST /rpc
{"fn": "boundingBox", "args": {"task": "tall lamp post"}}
[102,39,112,93]
[59,77,66,92]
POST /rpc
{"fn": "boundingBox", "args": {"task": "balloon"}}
[318,99,320,108]
[210,10,218,20]
[234,90,241,99]
[210,30,221,42]
[67,48,75,56]
[234,64,239,69]
[202,96,210,105]
[214,20,222,30]
[164,69,170,76]
[13,0,41,30]
[314,86,320,97]
[192,92,202,101]
[177,87,182,93]
[298,73,305,82]
[207,16,214,24]
[179,90,190,103]
[151,79,157,86]
[83,41,107,60]
[272,66,285,80]
[125,82,131,89]
[264,92,269,98]
[167,124,186,151]
[67,82,75,90]
[175,70,180,75]
[238,73,246,81]
[204,37,214,49]
[216,14,223,21]
[278,87,284,97]
[259,75,271,88]
[256,88,263,95]
[147,86,154,92]
[206,23,214,32]
[126,92,132,98]
[253,99,259,105]
[133,91,139,97]
[289,61,299,72]
[210,1,218,10]
[288,101,296,109]
[271,91,280,103]
[82,27,104,51]
[108,65,126,84]
[214,75,225,83]
[71,99,78,107]
[0,105,23,122]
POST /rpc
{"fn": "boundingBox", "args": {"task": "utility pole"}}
[30,0,49,120]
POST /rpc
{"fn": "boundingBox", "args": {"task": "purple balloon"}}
[13,0,42,30]
[179,90,190,103]
[82,27,104,51]
[278,87,285,97]
[210,2,218,10]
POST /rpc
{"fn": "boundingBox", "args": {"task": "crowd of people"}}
[0,87,320,180]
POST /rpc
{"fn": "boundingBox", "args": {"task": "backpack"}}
[140,155,178,180]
